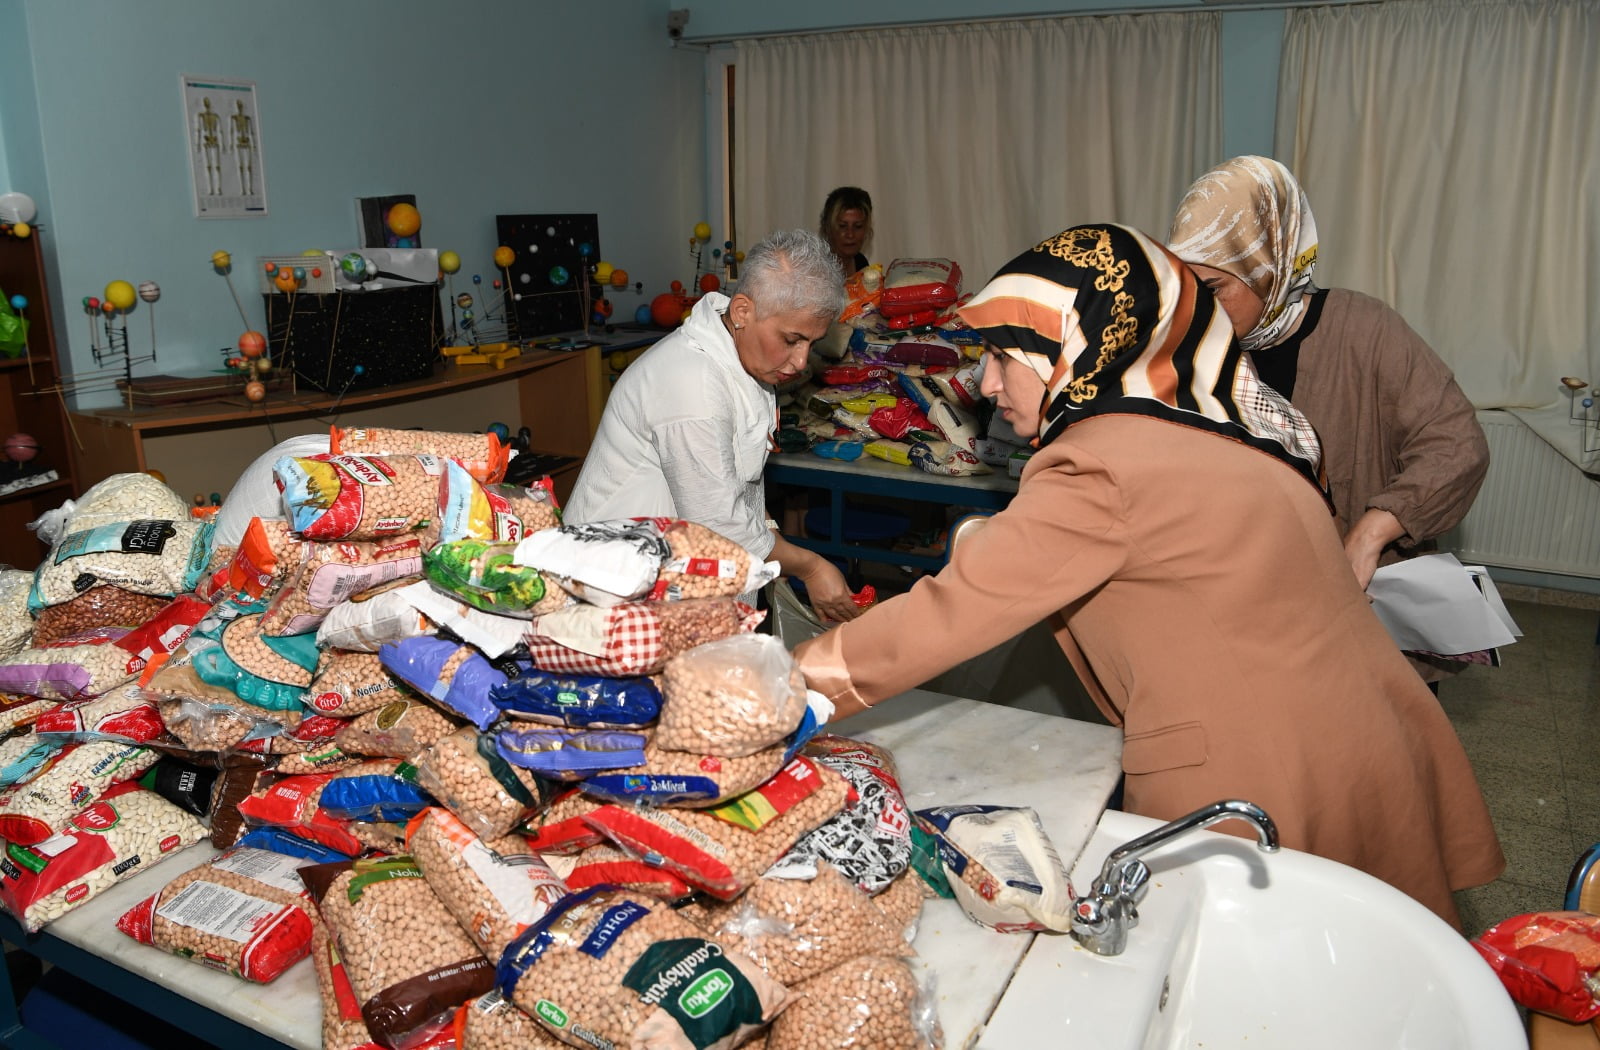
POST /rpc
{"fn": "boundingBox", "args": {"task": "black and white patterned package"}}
[764,735,912,893]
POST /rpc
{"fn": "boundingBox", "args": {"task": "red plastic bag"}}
[1472,910,1600,1022]
[879,258,963,316]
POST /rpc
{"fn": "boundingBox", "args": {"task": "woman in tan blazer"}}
[794,223,1504,929]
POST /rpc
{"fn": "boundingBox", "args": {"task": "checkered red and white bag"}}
[525,599,764,677]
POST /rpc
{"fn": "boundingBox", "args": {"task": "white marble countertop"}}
[15,687,1123,1050]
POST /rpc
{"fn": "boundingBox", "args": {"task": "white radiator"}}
[1441,410,1600,578]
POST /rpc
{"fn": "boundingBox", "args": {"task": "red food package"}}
[819,365,892,386]
[116,845,317,983]
[1472,911,1600,1022]
[868,398,935,441]
[879,258,963,316]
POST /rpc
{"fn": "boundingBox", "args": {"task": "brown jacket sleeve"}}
[1295,290,1488,549]
[792,442,1129,718]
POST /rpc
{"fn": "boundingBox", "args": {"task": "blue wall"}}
[0,0,705,407]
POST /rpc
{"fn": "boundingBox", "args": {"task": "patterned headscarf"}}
[958,223,1328,497]
[1166,155,1319,352]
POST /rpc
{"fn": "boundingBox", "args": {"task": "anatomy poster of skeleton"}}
[182,75,268,218]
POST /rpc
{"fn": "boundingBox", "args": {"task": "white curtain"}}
[1276,0,1600,411]
[734,14,1220,291]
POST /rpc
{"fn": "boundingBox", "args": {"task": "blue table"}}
[765,451,1020,571]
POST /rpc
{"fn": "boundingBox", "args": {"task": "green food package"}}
[423,537,547,615]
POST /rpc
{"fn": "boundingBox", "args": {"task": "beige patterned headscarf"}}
[1167,156,1319,353]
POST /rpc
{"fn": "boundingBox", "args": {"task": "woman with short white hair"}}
[567,229,861,621]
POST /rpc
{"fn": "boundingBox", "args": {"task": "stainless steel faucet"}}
[1070,799,1279,957]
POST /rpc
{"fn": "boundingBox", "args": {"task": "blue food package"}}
[489,670,661,728]
[495,727,648,779]
[235,825,356,863]
[811,439,865,462]
[319,764,433,822]
[379,635,505,729]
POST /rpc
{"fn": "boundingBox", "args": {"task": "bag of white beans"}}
[404,805,567,959]
[29,519,214,610]
[496,885,793,1050]
[0,739,160,845]
[52,473,190,540]
[301,855,496,1050]
[0,780,206,933]
[115,845,317,982]
[0,629,145,701]
[0,570,37,656]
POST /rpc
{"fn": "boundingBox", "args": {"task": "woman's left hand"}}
[1344,508,1406,591]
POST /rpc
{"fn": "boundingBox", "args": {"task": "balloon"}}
[651,293,689,328]
[238,331,267,358]
[693,222,712,242]
[438,250,461,274]
[4,434,37,463]
[385,202,421,237]
[0,192,37,224]
[609,268,628,289]
[698,273,721,294]
[137,281,160,303]
[211,249,232,270]
[493,246,515,268]
[593,261,614,284]
[104,280,137,310]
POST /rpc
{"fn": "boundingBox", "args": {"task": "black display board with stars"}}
[495,214,600,337]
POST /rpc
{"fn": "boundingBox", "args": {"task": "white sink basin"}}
[980,808,1527,1049]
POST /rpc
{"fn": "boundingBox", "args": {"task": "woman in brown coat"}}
[793,223,1504,929]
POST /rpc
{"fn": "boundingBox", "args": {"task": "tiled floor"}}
[1447,593,1600,939]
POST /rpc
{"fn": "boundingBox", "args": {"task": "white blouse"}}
[564,292,777,560]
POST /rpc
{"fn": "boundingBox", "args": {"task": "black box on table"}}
[261,283,443,394]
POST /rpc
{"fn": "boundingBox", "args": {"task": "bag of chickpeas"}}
[524,597,764,678]
[428,457,560,546]
[584,756,851,900]
[579,735,791,807]
[404,805,568,959]
[549,842,694,901]
[302,855,496,1050]
[496,885,793,1050]
[413,726,552,841]
[115,845,317,983]
[691,865,914,985]
[655,633,810,758]
[454,991,569,1050]
[330,425,510,485]
[260,535,425,637]
[276,454,446,543]
[766,954,940,1050]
